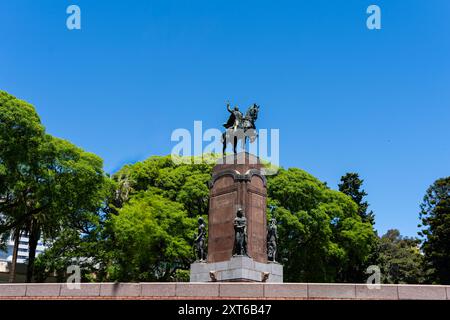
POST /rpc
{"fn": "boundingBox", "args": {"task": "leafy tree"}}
[108,191,196,281]
[20,136,108,281]
[36,156,380,284]
[35,155,214,282]
[33,197,115,283]
[337,172,379,281]
[268,168,376,282]
[419,177,450,284]
[33,227,102,283]
[111,155,214,217]
[1,91,109,282]
[0,90,45,281]
[2,90,387,284]
[0,90,45,234]
[104,156,213,280]
[177,173,210,217]
[378,229,425,284]
[338,173,374,225]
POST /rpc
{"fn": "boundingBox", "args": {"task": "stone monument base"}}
[190,256,283,283]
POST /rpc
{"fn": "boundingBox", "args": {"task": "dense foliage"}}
[0,91,110,281]
[1,90,449,284]
[106,156,214,281]
[419,177,450,284]
[34,155,214,282]
[267,168,376,282]
[377,229,425,284]
[338,173,375,225]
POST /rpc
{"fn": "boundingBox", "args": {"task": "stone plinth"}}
[1,283,449,300]
[190,152,283,282]
[207,152,268,264]
[190,256,283,283]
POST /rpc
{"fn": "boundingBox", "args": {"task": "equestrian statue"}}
[222,101,260,154]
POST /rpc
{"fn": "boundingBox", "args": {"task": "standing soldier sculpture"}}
[267,218,278,262]
[233,208,248,256]
[194,217,207,262]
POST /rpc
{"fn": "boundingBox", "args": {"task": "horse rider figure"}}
[223,102,243,130]
[221,101,260,154]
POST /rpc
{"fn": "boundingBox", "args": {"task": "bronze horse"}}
[222,103,259,154]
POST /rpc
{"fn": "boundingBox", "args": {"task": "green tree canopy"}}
[419,176,450,284]
[1,91,109,281]
[5,90,443,285]
[268,168,376,282]
[111,155,214,217]
[378,229,425,284]
[0,91,45,235]
[105,156,214,281]
[37,159,379,283]
[338,173,375,225]
[109,191,196,281]
[35,155,214,282]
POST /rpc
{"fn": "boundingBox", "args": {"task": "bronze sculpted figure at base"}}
[194,217,207,262]
[233,208,248,256]
[222,102,260,154]
[267,217,278,262]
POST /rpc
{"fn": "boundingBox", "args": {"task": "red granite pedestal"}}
[190,152,283,282]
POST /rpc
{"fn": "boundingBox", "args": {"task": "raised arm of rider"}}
[227,102,232,113]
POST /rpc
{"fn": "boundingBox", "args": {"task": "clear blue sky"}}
[1,0,449,237]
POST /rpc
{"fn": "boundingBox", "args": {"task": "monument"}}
[190,103,283,282]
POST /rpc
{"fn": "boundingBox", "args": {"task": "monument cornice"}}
[209,168,267,189]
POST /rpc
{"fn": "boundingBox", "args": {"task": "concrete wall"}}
[0,283,449,300]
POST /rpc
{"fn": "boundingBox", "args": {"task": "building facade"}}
[0,234,47,264]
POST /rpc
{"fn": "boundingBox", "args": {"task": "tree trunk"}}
[8,229,21,283]
[26,220,40,283]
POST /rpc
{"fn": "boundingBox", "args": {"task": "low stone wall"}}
[0,283,448,300]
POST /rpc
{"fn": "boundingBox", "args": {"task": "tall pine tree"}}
[338,172,378,282]
[338,173,375,225]
[419,177,450,284]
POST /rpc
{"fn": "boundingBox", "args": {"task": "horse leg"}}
[222,133,226,155]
